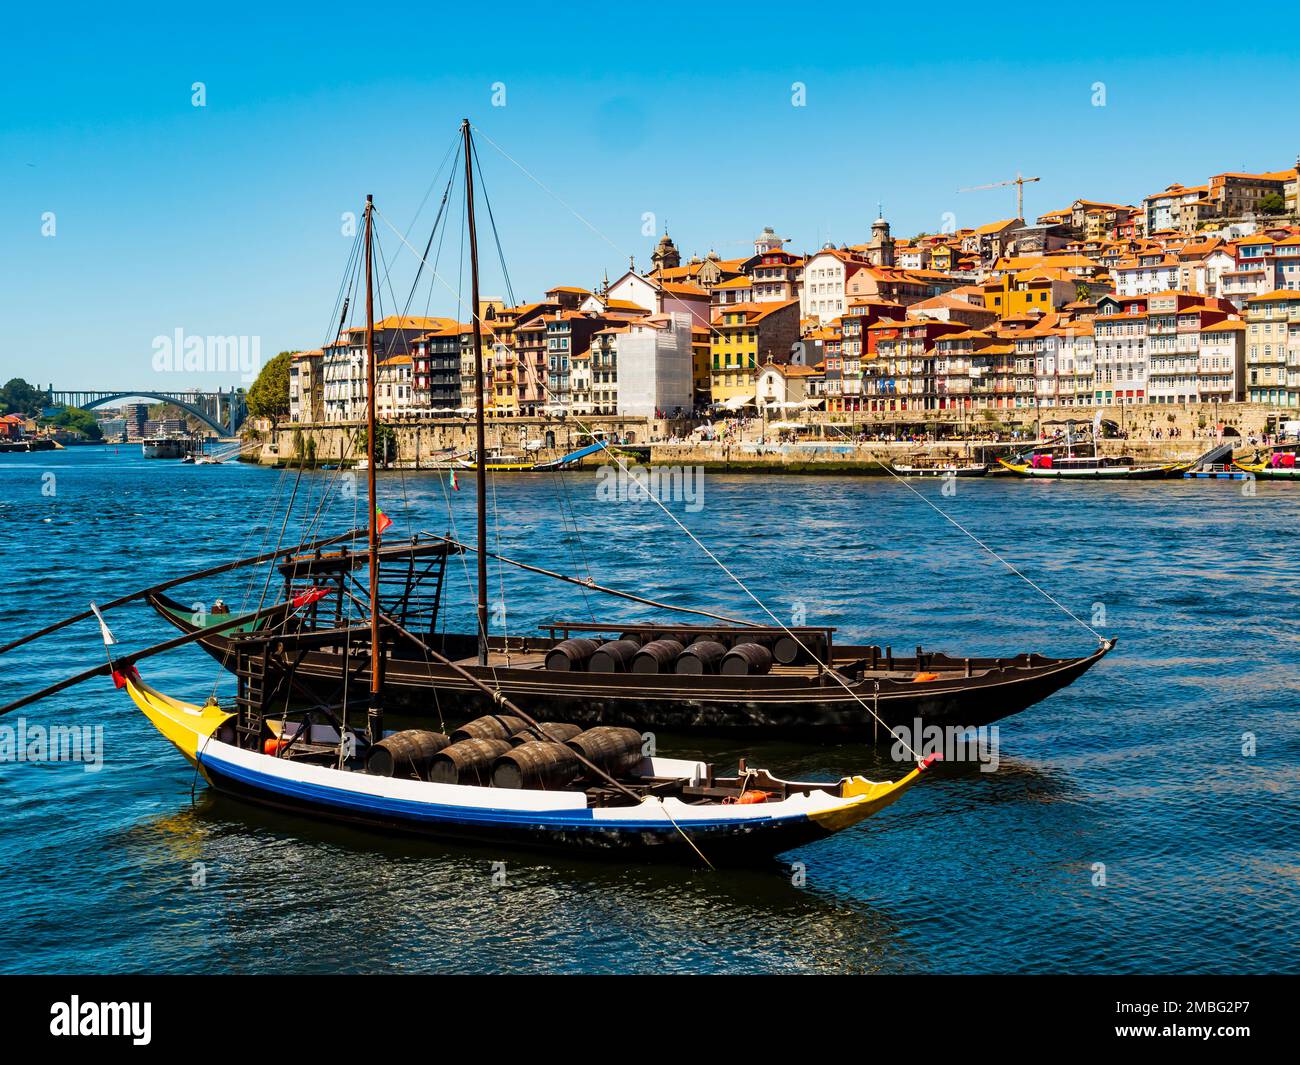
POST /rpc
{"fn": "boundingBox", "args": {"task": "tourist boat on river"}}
[142,435,195,460]
[1234,444,1300,480]
[888,460,988,478]
[112,662,935,863]
[997,454,1188,479]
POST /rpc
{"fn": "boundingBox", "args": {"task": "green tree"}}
[246,351,295,424]
[47,406,103,440]
[0,378,46,416]
[1258,192,1285,216]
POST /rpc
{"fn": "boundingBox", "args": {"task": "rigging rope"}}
[470,124,1107,650]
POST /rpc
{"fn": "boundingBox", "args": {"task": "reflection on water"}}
[0,449,1296,973]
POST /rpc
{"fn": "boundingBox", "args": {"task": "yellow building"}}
[709,300,800,405]
[691,325,713,407]
[982,267,1093,319]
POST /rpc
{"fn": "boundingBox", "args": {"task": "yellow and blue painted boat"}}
[1234,447,1300,480]
[116,666,935,865]
[997,456,1188,479]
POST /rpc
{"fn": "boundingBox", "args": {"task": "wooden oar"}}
[0,527,365,656]
[0,601,293,717]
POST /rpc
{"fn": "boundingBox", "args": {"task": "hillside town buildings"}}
[284,160,1300,426]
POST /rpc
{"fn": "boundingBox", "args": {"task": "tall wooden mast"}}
[463,119,489,666]
[364,193,384,741]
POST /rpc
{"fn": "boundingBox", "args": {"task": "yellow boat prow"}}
[120,669,233,765]
[808,756,938,832]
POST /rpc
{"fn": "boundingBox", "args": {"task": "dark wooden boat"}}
[146,577,1112,739]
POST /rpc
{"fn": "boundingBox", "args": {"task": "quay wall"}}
[255,416,661,468]
[646,439,1213,474]
[253,401,1272,470]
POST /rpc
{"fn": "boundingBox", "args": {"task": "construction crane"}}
[959,172,1041,221]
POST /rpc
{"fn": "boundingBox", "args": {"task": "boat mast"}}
[463,119,489,667]
[364,193,384,742]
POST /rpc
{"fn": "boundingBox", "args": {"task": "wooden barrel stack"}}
[366,729,450,778]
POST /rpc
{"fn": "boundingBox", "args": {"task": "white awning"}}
[722,395,755,410]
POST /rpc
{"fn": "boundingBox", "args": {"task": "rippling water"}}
[0,447,1296,974]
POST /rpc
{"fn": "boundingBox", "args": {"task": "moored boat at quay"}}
[113,664,937,864]
[1234,444,1300,480]
[145,585,1113,738]
[998,453,1189,479]
[888,460,988,477]
[141,435,197,459]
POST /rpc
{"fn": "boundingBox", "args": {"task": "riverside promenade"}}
[256,400,1277,471]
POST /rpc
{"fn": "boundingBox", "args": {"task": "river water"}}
[0,446,1295,973]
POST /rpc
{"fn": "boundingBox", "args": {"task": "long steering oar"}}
[0,599,297,717]
[0,527,365,656]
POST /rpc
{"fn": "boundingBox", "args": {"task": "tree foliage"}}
[1257,192,1285,216]
[47,406,103,440]
[246,351,294,423]
[0,378,46,417]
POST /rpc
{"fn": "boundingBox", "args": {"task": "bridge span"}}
[47,388,247,436]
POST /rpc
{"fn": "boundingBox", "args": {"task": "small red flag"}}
[375,506,393,535]
[291,586,329,608]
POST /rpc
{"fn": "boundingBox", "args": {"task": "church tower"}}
[651,230,681,272]
[867,208,895,268]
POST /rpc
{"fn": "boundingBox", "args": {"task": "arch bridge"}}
[47,389,247,436]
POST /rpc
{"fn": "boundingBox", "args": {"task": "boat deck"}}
[447,650,966,683]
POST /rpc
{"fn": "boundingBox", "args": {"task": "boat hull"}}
[998,459,1185,479]
[1234,462,1300,480]
[149,593,1112,740]
[198,754,838,863]
[889,465,988,478]
[119,674,926,865]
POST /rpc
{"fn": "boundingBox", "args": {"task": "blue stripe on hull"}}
[199,750,804,836]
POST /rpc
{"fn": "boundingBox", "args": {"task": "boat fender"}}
[263,737,289,756]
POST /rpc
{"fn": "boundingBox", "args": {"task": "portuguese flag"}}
[375,506,393,535]
[449,469,460,491]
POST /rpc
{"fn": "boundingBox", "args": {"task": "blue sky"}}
[2,2,1297,392]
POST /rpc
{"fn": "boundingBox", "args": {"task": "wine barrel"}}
[430,738,514,785]
[451,714,529,743]
[630,639,685,675]
[675,639,727,675]
[773,634,805,665]
[721,642,774,676]
[366,729,450,778]
[511,721,583,746]
[492,741,583,790]
[588,639,640,673]
[568,726,645,777]
[544,637,601,672]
